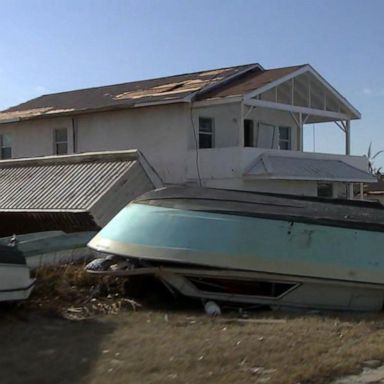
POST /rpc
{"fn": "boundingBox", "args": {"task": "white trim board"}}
[244,99,351,121]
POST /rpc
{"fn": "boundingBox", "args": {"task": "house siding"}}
[0,102,369,199]
[0,117,74,158]
[76,105,190,184]
[192,104,298,150]
[0,104,190,184]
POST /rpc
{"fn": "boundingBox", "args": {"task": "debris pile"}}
[25,264,141,319]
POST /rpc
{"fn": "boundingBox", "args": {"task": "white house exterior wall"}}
[245,107,299,150]
[192,103,242,148]
[0,101,370,198]
[0,104,191,185]
[192,104,298,150]
[0,117,74,158]
[76,105,190,184]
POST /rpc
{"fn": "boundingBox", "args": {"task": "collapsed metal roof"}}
[245,153,376,183]
[0,150,162,236]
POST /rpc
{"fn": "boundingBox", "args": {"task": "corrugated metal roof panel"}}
[0,159,134,209]
[245,154,376,183]
[0,150,162,233]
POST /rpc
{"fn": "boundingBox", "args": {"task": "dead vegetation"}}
[26,264,143,318]
[3,265,384,384]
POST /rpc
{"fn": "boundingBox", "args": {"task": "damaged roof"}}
[197,65,304,99]
[0,62,359,123]
[0,63,261,122]
[0,150,162,235]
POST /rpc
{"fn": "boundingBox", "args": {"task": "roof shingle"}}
[0,63,259,122]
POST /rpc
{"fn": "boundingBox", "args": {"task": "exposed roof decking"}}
[0,64,258,122]
[197,65,304,99]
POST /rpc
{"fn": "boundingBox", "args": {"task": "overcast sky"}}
[1,0,383,163]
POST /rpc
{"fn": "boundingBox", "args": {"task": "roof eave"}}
[0,99,190,124]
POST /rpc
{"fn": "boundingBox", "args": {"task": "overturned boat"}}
[0,243,34,302]
[87,187,384,311]
[0,231,96,269]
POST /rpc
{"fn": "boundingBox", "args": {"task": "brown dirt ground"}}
[2,266,384,384]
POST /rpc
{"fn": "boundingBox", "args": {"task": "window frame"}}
[278,126,292,150]
[53,128,68,155]
[0,133,12,160]
[198,117,214,149]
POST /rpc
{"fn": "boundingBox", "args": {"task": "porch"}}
[189,65,374,198]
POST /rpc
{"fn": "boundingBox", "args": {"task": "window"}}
[0,134,12,159]
[278,126,291,150]
[54,128,68,155]
[199,117,214,149]
[317,183,333,198]
[244,119,254,147]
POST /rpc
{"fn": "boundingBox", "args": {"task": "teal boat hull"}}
[88,187,384,311]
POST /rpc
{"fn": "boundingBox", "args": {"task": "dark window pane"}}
[2,134,12,147]
[56,143,68,155]
[1,147,11,159]
[317,183,333,198]
[55,128,67,142]
[244,119,253,147]
[279,126,291,150]
[279,126,290,140]
[199,133,212,149]
[199,118,213,133]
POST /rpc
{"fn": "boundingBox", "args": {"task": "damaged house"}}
[0,63,375,201]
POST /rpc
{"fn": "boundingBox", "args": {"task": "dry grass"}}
[3,265,384,384]
[26,265,141,317]
[78,312,384,384]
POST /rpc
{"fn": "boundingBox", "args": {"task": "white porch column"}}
[345,120,351,155]
[360,183,364,200]
[348,183,354,199]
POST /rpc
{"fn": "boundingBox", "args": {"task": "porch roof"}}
[241,65,361,124]
[245,153,376,183]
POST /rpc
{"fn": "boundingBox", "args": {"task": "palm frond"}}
[372,150,384,160]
